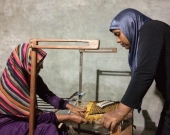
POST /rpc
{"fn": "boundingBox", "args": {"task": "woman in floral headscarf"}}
[0,43,87,135]
[101,8,170,135]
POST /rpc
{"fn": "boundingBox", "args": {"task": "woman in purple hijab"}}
[101,8,170,135]
[0,43,87,135]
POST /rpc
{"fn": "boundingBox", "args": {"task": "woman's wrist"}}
[117,102,132,118]
[66,103,73,110]
[56,114,70,122]
[115,108,125,119]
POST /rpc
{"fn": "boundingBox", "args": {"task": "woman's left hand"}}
[66,103,86,117]
[100,109,124,133]
[100,103,132,133]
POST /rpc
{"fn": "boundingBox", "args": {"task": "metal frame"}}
[95,70,133,135]
[78,48,117,102]
[29,38,99,135]
[96,70,131,101]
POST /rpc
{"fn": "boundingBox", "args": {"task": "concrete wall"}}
[0,0,169,132]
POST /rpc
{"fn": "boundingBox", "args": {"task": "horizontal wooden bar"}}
[29,39,100,50]
[29,38,98,42]
[79,47,117,53]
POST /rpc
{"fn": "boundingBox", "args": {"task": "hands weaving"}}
[65,103,87,124]
[100,109,124,133]
[68,114,87,124]
[100,102,132,133]
[66,103,86,117]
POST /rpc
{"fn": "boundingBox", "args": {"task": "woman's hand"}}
[66,103,86,117]
[100,109,124,133]
[68,114,87,124]
[56,113,87,124]
[100,103,132,133]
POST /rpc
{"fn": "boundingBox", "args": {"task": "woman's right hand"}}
[56,113,87,124]
[68,114,87,124]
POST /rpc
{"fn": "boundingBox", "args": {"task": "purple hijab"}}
[109,8,152,75]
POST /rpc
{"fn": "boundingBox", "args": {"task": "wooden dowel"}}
[29,48,37,135]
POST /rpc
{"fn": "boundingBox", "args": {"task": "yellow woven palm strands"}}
[89,102,119,115]
[85,101,119,123]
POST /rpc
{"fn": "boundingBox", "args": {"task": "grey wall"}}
[0,0,169,133]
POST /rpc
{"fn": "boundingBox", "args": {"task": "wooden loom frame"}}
[28,38,117,135]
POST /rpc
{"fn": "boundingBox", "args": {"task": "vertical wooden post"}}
[29,42,37,135]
